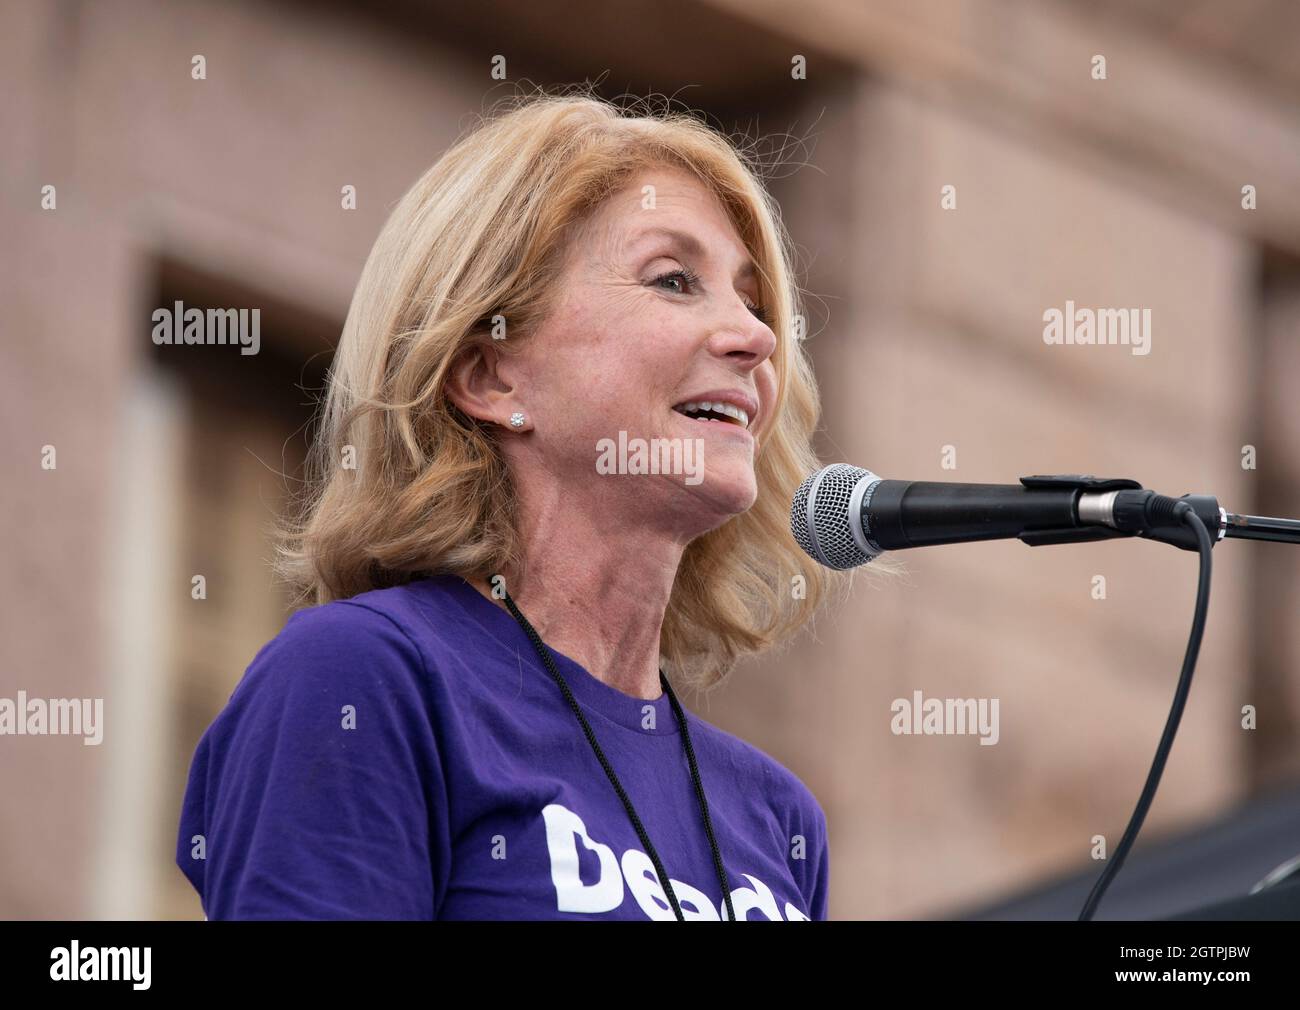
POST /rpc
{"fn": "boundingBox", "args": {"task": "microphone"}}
[790,465,1238,569]
[790,465,1299,922]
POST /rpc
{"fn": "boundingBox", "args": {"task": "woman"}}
[176,90,850,921]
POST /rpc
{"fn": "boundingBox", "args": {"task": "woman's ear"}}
[445,338,508,425]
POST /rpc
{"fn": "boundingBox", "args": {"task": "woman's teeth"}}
[673,401,750,428]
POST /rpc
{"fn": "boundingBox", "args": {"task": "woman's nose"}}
[709,300,777,366]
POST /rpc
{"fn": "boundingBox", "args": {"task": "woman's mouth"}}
[671,400,751,429]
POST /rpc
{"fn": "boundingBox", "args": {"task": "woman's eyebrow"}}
[630,226,757,281]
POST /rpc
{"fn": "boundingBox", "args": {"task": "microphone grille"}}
[791,464,877,570]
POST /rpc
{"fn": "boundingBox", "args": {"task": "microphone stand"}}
[1014,476,1300,918]
[1223,512,1300,544]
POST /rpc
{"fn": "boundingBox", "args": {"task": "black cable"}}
[500,587,735,921]
[662,676,737,922]
[1078,501,1214,921]
[500,590,687,919]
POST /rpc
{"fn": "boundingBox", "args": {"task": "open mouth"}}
[671,401,751,429]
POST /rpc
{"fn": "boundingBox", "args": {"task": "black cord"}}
[661,676,737,922]
[500,588,734,921]
[1078,502,1214,921]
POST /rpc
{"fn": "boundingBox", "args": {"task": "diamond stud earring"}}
[508,411,526,428]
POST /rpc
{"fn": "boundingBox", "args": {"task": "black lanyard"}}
[500,588,736,921]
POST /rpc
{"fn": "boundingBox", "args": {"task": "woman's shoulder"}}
[257,590,427,676]
[250,576,472,680]
[178,583,452,919]
[220,574,503,719]
[217,581,454,718]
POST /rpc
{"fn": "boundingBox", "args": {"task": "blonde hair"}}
[276,86,870,691]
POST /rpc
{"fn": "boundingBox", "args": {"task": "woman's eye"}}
[650,268,769,324]
[650,267,700,295]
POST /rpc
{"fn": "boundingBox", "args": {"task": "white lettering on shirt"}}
[541,802,809,920]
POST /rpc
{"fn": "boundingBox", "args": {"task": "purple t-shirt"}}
[176,573,830,920]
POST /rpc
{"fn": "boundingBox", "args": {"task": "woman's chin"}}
[680,469,758,519]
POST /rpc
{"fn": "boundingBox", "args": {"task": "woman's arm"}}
[176,601,448,920]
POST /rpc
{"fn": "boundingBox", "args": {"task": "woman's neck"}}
[467,551,677,701]
[465,505,685,702]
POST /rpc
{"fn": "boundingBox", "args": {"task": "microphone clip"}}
[1015,474,1141,548]
[1017,474,1225,551]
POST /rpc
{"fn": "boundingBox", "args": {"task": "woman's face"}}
[492,166,779,538]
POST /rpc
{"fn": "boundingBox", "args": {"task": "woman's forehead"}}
[606,167,728,219]
[589,185,752,264]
